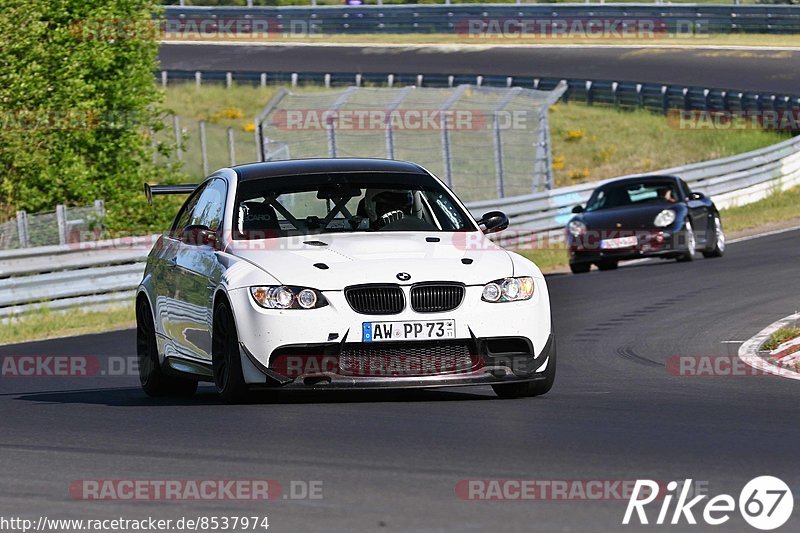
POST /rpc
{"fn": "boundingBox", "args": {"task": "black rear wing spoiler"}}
[144,183,197,206]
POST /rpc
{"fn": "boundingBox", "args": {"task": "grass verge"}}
[0,305,135,346]
[763,327,800,352]
[718,186,800,233]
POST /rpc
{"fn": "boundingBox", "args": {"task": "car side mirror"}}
[689,192,705,201]
[181,224,216,247]
[571,205,584,214]
[477,211,509,235]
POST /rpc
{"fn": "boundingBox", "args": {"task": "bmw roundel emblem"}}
[396,272,411,281]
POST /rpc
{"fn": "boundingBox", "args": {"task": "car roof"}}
[598,175,680,188]
[232,158,428,181]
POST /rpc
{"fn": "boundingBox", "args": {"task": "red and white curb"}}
[738,311,800,381]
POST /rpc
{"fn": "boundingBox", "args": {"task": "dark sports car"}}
[566,175,725,274]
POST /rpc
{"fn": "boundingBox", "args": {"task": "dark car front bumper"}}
[569,229,689,265]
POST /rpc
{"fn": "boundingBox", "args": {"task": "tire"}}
[596,260,618,271]
[676,220,696,262]
[212,299,249,404]
[569,262,591,274]
[702,215,725,258]
[492,339,557,399]
[136,298,198,398]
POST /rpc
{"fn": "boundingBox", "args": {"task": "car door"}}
[157,184,206,356]
[171,178,228,362]
[681,179,709,243]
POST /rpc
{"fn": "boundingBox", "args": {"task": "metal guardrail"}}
[160,70,800,115]
[162,4,800,34]
[0,134,797,317]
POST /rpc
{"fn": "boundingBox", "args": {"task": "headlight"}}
[250,286,328,310]
[654,209,676,227]
[482,277,534,303]
[568,220,587,237]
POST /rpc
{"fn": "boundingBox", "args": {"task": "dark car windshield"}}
[585,180,681,212]
[233,172,476,239]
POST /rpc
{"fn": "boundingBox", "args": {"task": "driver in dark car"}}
[657,185,678,203]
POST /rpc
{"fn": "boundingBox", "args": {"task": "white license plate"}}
[600,236,638,249]
[363,320,456,342]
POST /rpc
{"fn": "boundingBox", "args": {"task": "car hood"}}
[225,232,514,290]
[580,203,684,229]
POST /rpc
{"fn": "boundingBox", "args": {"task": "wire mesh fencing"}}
[254,84,565,202]
[0,201,106,250]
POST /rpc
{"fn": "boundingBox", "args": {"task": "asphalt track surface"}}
[1,229,798,532]
[159,43,800,95]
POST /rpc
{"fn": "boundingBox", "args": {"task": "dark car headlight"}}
[568,220,587,237]
[654,209,677,227]
[250,286,328,310]
[482,277,534,303]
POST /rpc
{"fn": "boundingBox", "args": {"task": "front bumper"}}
[239,334,555,390]
[569,228,689,264]
[227,281,553,387]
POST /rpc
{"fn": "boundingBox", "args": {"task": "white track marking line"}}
[727,225,800,245]
[738,312,800,381]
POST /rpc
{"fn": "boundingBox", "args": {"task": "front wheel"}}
[702,215,725,258]
[676,220,696,262]
[569,262,591,274]
[136,299,197,398]
[212,300,249,404]
[596,260,618,271]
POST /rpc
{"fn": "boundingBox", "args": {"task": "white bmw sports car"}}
[136,159,555,402]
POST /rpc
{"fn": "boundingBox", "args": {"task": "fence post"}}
[16,210,29,248]
[200,120,209,175]
[493,112,505,198]
[439,85,468,189]
[227,127,236,166]
[94,200,106,236]
[56,204,68,245]
[173,115,182,160]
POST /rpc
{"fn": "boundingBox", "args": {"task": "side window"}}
[189,178,227,232]
[170,183,208,236]
[680,179,693,199]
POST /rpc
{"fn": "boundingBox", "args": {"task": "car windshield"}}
[585,180,680,212]
[233,172,476,239]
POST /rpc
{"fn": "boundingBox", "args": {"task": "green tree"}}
[0,0,180,233]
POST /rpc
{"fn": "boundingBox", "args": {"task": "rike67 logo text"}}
[623,477,793,530]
